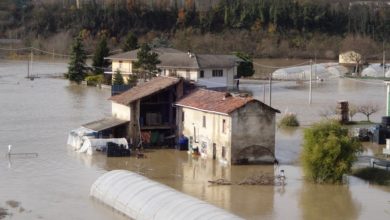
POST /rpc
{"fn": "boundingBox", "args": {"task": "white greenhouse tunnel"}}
[361,63,388,77]
[272,63,339,80]
[90,170,243,220]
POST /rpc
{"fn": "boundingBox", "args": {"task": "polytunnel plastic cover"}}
[90,170,243,220]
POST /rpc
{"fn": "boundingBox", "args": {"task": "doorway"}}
[212,143,216,160]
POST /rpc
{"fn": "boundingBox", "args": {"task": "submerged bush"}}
[301,120,362,184]
[279,113,299,127]
[353,167,390,185]
[85,74,104,86]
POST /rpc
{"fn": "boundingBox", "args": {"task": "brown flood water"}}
[0,59,389,220]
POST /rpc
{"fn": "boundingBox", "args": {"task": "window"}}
[222,119,226,133]
[182,111,185,122]
[202,115,206,128]
[186,69,190,78]
[118,61,123,68]
[170,69,177,77]
[222,146,226,159]
[200,70,204,78]
[193,126,199,143]
[212,70,223,77]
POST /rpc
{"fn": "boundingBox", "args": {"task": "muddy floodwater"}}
[1,59,389,220]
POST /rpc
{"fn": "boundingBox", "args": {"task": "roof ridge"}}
[196,88,253,100]
[193,54,200,69]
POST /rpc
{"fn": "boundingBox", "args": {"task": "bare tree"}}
[357,103,379,122]
[349,103,358,121]
[319,105,337,119]
[341,35,380,75]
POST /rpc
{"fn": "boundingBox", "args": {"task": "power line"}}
[0,47,31,51]
[252,60,311,69]
[0,46,96,57]
[0,46,123,58]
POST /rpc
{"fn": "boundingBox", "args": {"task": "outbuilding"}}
[109,76,185,147]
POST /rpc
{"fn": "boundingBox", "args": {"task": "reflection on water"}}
[299,183,359,220]
[1,59,390,220]
[79,149,276,219]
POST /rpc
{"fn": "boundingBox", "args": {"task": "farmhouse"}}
[175,89,280,165]
[105,47,240,89]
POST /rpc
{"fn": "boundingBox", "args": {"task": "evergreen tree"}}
[133,43,161,79]
[234,52,255,78]
[68,35,87,84]
[92,36,110,74]
[122,32,138,52]
[113,70,125,85]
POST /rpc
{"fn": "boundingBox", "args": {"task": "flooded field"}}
[0,59,389,220]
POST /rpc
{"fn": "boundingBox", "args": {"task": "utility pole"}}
[386,81,390,116]
[263,81,266,102]
[269,72,272,106]
[30,48,33,78]
[309,59,312,105]
[314,52,317,80]
[384,41,386,77]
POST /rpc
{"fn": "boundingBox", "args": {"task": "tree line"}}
[2,0,389,42]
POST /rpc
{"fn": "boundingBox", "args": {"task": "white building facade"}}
[105,48,239,88]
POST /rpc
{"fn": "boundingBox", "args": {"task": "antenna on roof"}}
[187,50,194,58]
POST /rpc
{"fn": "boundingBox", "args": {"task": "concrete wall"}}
[111,100,140,144]
[129,100,141,145]
[197,67,236,88]
[161,67,237,88]
[230,102,276,164]
[177,107,232,163]
[161,68,198,81]
[111,102,131,121]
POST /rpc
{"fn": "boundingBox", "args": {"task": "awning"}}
[82,117,129,132]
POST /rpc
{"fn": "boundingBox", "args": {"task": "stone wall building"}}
[175,89,280,165]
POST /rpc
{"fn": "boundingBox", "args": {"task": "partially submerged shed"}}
[90,170,243,220]
[110,76,186,147]
[82,116,129,138]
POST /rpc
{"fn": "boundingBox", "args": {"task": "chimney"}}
[223,92,232,100]
[187,50,193,58]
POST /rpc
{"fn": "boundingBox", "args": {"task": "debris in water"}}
[209,172,286,186]
[0,207,10,219]
[6,200,19,208]
[208,179,232,185]
[238,173,276,185]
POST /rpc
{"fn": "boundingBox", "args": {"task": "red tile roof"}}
[176,89,279,115]
[109,77,180,105]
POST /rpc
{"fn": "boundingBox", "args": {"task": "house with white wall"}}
[105,47,240,88]
[175,89,280,165]
[339,50,363,74]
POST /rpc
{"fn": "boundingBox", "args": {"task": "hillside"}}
[1,0,389,59]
